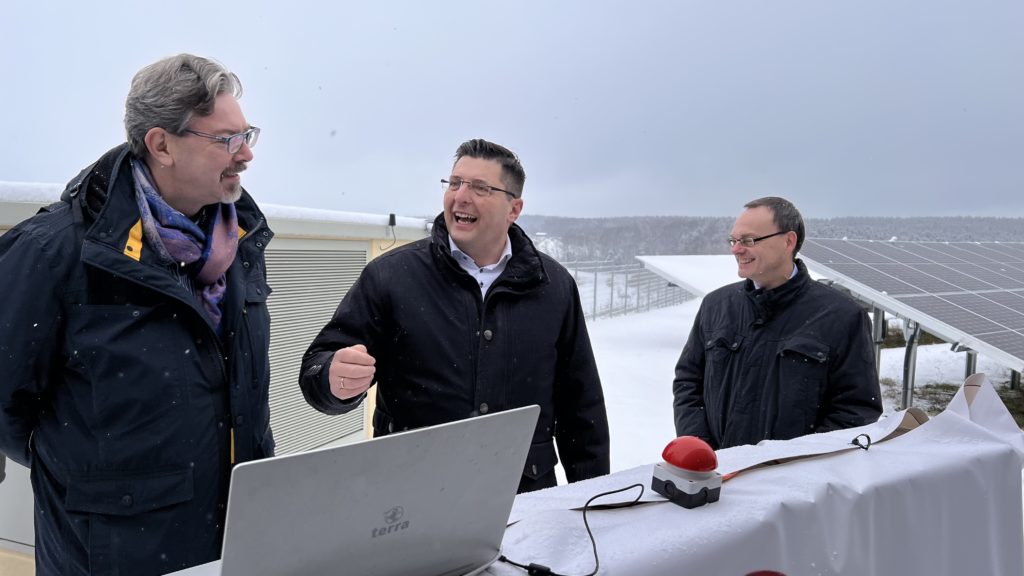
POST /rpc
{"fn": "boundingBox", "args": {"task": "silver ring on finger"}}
[340,377,347,389]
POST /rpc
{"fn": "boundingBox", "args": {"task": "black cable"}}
[851,433,872,450]
[499,483,645,576]
[0,535,33,548]
[380,219,397,250]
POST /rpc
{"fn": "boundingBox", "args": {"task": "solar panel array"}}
[800,238,1024,371]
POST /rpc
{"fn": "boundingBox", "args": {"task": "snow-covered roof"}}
[260,203,425,229]
[0,181,427,230]
[636,254,824,297]
[635,255,741,296]
[0,181,63,204]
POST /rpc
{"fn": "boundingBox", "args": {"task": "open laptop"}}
[218,404,540,576]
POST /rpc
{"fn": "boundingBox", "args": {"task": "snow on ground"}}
[586,300,1014,474]
[880,341,1011,387]
[588,301,697,472]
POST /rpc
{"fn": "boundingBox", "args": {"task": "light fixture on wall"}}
[381,213,397,250]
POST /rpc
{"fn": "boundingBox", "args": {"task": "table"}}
[171,376,1024,576]
[486,375,1024,575]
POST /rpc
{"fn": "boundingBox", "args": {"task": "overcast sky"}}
[2,1,1021,219]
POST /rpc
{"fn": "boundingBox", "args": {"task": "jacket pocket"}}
[704,331,744,363]
[703,331,744,417]
[64,467,197,574]
[245,276,272,304]
[778,336,830,372]
[67,304,191,436]
[243,278,272,390]
[523,439,558,480]
[778,336,830,430]
[65,467,194,516]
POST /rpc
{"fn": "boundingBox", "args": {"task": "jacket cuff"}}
[301,354,365,415]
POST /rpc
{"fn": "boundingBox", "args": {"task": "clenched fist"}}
[329,344,376,400]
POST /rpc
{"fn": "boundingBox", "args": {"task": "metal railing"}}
[562,261,693,320]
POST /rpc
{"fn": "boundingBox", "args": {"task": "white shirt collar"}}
[448,234,513,270]
[449,235,514,298]
[753,261,798,290]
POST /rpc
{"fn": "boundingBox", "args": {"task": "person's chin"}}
[449,228,473,245]
[221,185,243,204]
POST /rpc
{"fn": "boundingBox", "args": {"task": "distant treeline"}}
[518,215,1024,265]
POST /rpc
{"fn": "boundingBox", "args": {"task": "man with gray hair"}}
[0,54,272,575]
[673,197,882,449]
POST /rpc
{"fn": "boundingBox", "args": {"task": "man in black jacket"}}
[0,54,273,575]
[673,197,882,449]
[301,139,610,492]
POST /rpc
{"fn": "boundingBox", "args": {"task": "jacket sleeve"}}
[818,306,883,432]
[553,282,611,483]
[672,303,713,443]
[299,262,386,416]
[0,225,65,467]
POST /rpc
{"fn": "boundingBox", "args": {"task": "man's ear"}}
[508,197,524,224]
[786,230,798,258]
[144,127,174,167]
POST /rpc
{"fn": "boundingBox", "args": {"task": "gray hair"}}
[453,139,526,198]
[744,196,806,257]
[124,54,243,158]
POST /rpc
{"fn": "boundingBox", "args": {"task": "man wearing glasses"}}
[0,54,273,575]
[301,139,610,493]
[673,197,881,449]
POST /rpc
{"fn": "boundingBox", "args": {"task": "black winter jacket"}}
[301,215,610,492]
[673,260,882,449]
[0,145,275,575]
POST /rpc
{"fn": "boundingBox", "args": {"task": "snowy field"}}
[585,300,1015,474]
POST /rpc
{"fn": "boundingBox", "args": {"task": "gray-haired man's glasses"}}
[183,126,260,154]
[727,230,787,248]
[441,178,517,199]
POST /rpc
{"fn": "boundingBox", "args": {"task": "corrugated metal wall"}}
[264,247,368,454]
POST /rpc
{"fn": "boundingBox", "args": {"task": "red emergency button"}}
[661,436,717,473]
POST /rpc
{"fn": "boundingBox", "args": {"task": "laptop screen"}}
[219,405,540,576]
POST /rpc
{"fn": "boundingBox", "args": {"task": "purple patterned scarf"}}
[131,159,239,330]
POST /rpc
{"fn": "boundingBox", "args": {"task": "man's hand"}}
[328,344,376,400]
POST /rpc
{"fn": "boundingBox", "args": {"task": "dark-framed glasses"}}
[727,230,788,248]
[441,178,516,199]
[183,126,260,154]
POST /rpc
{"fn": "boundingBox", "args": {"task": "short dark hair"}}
[744,196,805,257]
[453,139,526,198]
[125,54,242,159]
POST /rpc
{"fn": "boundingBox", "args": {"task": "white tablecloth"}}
[486,375,1024,575]
[170,375,1024,576]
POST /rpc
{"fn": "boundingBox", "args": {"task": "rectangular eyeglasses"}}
[183,126,260,154]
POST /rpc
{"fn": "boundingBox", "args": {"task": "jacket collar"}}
[68,144,273,331]
[68,143,270,256]
[745,258,811,324]
[430,213,547,293]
